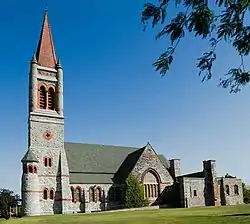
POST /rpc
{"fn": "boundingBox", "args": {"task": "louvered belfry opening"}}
[39,85,47,109]
[48,87,55,110]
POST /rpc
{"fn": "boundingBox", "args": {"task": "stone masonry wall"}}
[182,177,206,208]
[70,183,124,213]
[28,113,66,215]
[132,144,174,197]
[22,171,41,216]
[221,178,244,205]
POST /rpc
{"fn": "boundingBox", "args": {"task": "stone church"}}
[21,9,244,216]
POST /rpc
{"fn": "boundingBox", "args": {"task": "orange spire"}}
[36,8,57,68]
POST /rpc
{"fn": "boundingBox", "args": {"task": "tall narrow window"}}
[71,187,75,202]
[48,87,55,110]
[234,185,239,195]
[50,189,54,200]
[44,157,48,167]
[39,85,47,109]
[193,190,197,197]
[34,166,37,173]
[89,188,95,202]
[225,185,230,195]
[28,165,33,174]
[48,158,52,167]
[43,189,48,200]
[76,188,81,202]
[96,188,102,202]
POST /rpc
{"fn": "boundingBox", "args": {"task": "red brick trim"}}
[95,187,102,202]
[37,83,48,109]
[34,165,37,174]
[47,85,55,91]
[75,186,82,202]
[27,164,34,174]
[38,82,48,91]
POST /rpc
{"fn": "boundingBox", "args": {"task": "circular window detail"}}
[43,130,53,141]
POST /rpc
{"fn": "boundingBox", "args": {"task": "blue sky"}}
[0,0,249,194]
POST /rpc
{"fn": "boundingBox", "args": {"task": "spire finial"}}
[56,56,62,68]
[31,51,37,63]
[36,5,57,68]
[45,4,48,13]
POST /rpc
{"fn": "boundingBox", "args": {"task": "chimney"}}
[169,159,181,178]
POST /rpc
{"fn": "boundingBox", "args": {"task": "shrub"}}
[124,174,147,208]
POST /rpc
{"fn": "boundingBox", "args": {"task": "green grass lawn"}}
[1,205,250,224]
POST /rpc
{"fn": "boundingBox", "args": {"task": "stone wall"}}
[182,177,206,208]
[70,183,124,213]
[21,171,41,216]
[220,178,244,205]
[132,144,174,196]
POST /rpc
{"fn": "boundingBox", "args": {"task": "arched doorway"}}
[142,170,160,199]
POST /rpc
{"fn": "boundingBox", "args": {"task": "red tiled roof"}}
[36,10,57,68]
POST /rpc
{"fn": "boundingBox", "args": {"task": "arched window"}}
[50,189,54,200]
[234,185,239,195]
[154,185,157,198]
[28,165,33,174]
[70,187,75,202]
[76,187,81,202]
[144,185,147,198]
[96,188,102,202]
[43,189,48,200]
[143,170,160,199]
[147,185,150,198]
[225,185,230,195]
[39,85,47,109]
[48,158,52,167]
[23,164,27,174]
[108,187,114,202]
[48,87,55,110]
[89,187,95,202]
[34,166,37,173]
[44,157,48,167]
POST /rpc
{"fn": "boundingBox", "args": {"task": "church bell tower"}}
[21,8,72,216]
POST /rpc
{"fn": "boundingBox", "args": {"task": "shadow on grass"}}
[223,213,250,217]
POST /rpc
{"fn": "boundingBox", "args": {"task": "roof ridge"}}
[64,141,141,149]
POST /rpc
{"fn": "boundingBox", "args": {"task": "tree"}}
[0,189,20,219]
[123,174,149,208]
[242,182,250,204]
[141,0,250,93]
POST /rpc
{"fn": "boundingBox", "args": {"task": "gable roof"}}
[64,142,170,184]
[65,142,139,174]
